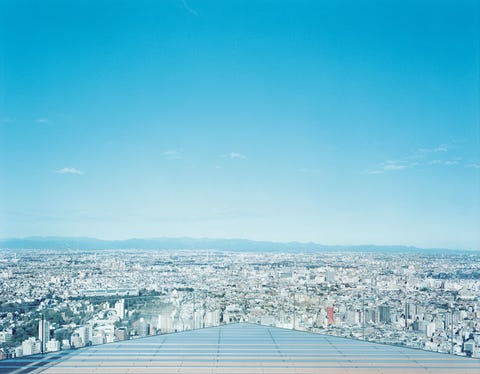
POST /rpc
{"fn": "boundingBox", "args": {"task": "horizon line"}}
[0,235,478,252]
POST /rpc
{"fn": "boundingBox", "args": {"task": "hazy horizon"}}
[1,235,479,252]
[1,1,479,250]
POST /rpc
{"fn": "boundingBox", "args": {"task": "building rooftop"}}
[3,323,480,373]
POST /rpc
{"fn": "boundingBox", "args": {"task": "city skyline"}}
[1,1,479,249]
[1,247,480,361]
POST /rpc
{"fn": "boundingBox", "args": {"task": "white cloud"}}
[428,159,459,166]
[368,144,465,175]
[162,150,182,160]
[36,118,50,124]
[418,145,448,153]
[55,167,84,175]
[366,160,413,174]
[444,160,459,166]
[382,164,406,171]
[225,152,247,159]
[382,160,412,171]
[467,163,480,169]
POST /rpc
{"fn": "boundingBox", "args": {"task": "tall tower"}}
[115,299,125,319]
[38,316,50,353]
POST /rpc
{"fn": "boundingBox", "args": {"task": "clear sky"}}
[1,0,479,249]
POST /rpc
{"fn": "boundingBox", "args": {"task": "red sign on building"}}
[327,306,334,325]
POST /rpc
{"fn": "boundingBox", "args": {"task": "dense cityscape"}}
[1,248,479,361]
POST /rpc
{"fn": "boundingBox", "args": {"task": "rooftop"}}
[4,323,480,373]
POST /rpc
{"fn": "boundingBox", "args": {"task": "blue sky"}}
[1,0,479,249]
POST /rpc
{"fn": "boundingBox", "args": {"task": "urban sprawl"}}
[0,249,479,360]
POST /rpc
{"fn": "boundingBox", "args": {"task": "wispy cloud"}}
[229,152,246,159]
[55,167,84,175]
[382,163,408,171]
[467,163,480,169]
[181,0,198,16]
[444,160,459,166]
[417,145,448,153]
[367,160,413,174]
[162,150,183,160]
[427,159,459,166]
[223,152,247,159]
[366,170,385,175]
[36,118,50,124]
[366,144,468,175]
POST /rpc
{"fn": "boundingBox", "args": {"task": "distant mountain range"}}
[0,236,475,253]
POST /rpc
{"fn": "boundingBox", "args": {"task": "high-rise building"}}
[14,346,23,358]
[115,299,125,320]
[378,305,391,324]
[426,322,436,338]
[327,306,335,325]
[77,326,89,347]
[326,270,336,283]
[0,331,12,343]
[158,313,174,333]
[22,338,41,356]
[70,333,83,349]
[204,310,220,327]
[38,319,50,353]
[137,318,149,337]
[46,339,61,352]
[193,310,204,329]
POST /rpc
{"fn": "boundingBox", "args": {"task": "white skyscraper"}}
[78,326,89,346]
[115,299,125,319]
[38,318,50,353]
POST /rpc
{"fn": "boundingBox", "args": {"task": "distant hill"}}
[0,236,474,253]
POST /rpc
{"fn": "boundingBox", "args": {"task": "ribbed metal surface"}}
[3,323,479,373]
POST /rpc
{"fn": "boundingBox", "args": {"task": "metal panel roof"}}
[3,323,479,373]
